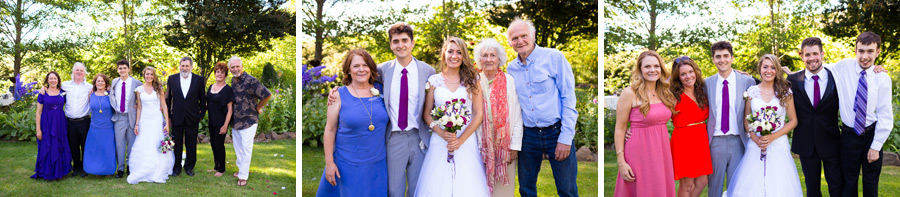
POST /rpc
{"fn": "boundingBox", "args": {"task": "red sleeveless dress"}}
[670,93,713,180]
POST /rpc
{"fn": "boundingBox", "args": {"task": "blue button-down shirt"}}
[507,45,579,145]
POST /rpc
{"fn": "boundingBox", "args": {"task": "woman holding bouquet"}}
[416,36,489,196]
[668,56,712,197]
[727,54,801,196]
[32,71,72,180]
[126,67,175,184]
[474,38,523,196]
[316,49,389,196]
[83,74,117,176]
[614,50,677,197]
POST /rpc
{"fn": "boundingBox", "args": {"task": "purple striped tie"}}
[722,80,729,134]
[399,68,409,130]
[120,81,126,113]
[853,70,867,135]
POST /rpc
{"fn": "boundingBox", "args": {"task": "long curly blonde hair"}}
[439,36,480,96]
[630,50,676,115]
[142,67,163,94]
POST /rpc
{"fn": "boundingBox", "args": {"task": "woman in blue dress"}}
[317,49,389,196]
[83,74,116,176]
[33,71,72,180]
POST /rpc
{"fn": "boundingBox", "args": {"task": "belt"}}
[675,121,705,128]
[68,115,90,121]
[525,120,561,130]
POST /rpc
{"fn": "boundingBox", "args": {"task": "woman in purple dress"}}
[33,71,72,180]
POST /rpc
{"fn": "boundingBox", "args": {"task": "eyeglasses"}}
[673,56,691,67]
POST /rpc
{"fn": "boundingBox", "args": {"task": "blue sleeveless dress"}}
[83,93,116,175]
[317,86,389,196]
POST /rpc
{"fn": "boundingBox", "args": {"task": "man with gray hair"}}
[63,62,94,177]
[228,56,272,186]
[505,18,579,197]
[165,56,207,176]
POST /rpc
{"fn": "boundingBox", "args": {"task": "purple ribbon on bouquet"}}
[448,151,456,197]
[761,149,767,196]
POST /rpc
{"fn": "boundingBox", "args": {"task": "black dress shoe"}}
[80,172,88,177]
[173,169,181,176]
[116,171,124,178]
[185,169,195,176]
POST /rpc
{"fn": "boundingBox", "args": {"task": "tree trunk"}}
[648,0,658,51]
[314,0,324,61]
[769,0,777,55]
[13,0,23,79]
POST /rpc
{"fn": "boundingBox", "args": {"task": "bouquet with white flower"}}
[745,105,783,161]
[430,98,471,163]
[159,123,174,153]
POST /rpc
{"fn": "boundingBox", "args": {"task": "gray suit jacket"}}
[110,76,143,128]
[378,58,436,150]
[705,72,756,145]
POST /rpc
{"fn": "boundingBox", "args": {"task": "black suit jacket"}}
[166,73,207,127]
[789,68,841,158]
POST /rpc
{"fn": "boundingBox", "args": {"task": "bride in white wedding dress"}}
[727,54,802,197]
[127,67,175,184]
[416,37,490,197]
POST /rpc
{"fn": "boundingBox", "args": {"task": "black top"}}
[206,84,235,129]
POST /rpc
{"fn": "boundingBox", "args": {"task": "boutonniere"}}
[102,91,109,96]
[370,87,380,97]
[424,82,431,93]
[60,92,67,96]
[743,91,750,100]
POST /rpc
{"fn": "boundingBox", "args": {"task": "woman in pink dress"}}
[614,50,678,197]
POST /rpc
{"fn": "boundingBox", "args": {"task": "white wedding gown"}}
[127,87,175,184]
[415,75,490,197]
[727,86,802,197]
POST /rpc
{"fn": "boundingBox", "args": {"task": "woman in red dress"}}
[668,56,713,197]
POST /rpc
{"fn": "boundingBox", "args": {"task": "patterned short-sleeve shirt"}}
[231,73,272,130]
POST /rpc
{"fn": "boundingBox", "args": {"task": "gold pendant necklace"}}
[350,85,375,131]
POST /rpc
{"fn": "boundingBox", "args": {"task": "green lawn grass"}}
[302,145,599,196]
[0,139,296,196]
[603,149,900,196]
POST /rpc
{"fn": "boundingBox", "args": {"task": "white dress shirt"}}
[388,59,420,132]
[826,58,894,150]
[180,74,192,98]
[114,76,134,113]
[62,80,93,118]
[804,69,829,106]
[714,69,740,136]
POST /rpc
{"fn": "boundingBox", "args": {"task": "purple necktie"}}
[721,80,729,134]
[812,75,820,109]
[120,81,126,113]
[398,68,409,130]
[853,70,867,135]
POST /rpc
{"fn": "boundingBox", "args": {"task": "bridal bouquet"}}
[430,98,471,163]
[745,105,783,161]
[159,131,174,153]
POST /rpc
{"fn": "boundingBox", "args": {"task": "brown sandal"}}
[237,179,247,186]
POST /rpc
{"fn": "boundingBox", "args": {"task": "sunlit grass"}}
[0,139,296,196]
[302,145,598,196]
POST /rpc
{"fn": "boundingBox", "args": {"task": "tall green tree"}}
[164,0,295,78]
[0,0,84,82]
[822,0,900,64]
[605,0,709,53]
[486,0,597,49]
